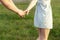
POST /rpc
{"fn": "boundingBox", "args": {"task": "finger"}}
[18,14,24,18]
[24,10,28,13]
[27,11,29,15]
[24,11,28,15]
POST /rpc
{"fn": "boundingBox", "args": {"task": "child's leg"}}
[37,28,50,40]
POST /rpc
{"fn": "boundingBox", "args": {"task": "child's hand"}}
[24,10,30,15]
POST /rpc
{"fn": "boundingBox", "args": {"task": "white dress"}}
[34,0,53,29]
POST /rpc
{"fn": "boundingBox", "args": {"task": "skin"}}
[24,0,51,40]
[0,0,26,17]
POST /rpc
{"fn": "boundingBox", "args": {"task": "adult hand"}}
[17,10,26,18]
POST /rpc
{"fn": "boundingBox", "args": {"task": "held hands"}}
[24,10,29,15]
[17,9,30,18]
[17,10,26,18]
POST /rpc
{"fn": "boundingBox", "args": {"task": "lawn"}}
[0,0,60,40]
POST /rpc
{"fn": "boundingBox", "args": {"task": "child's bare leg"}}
[37,28,50,40]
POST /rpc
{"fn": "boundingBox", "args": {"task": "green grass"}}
[0,0,60,40]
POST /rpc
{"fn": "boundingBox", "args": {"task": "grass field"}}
[0,0,60,40]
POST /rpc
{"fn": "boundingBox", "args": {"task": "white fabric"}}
[34,0,53,29]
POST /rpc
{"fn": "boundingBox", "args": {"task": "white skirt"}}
[34,0,53,29]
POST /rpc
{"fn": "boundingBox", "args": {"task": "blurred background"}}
[13,0,31,3]
[0,0,60,40]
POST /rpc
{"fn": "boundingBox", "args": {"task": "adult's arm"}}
[0,0,25,17]
[0,0,21,13]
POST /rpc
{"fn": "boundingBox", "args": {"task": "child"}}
[0,0,25,17]
[25,0,53,40]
